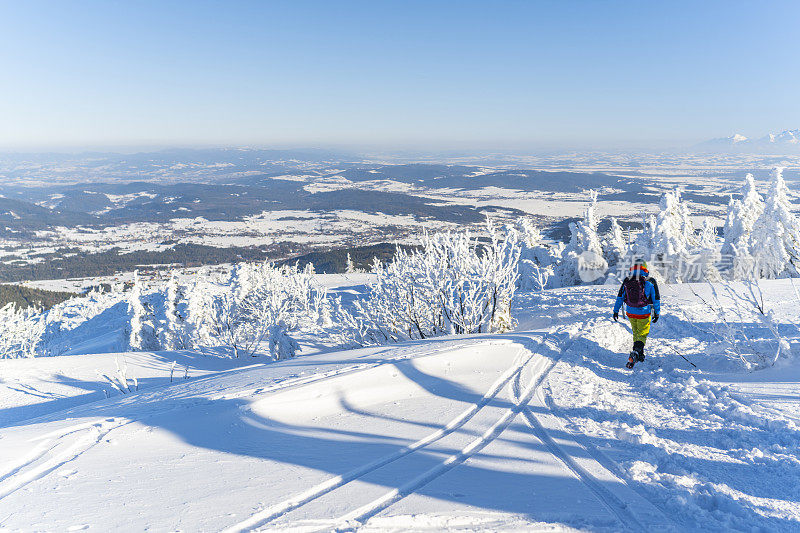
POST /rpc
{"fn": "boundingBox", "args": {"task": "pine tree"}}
[268,324,300,360]
[516,218,559,290]
[128,271,159,351]
[650,190,696,282]
[750,167,800,278]
[555,190,608,285]
[603,217,628,268]
[631,213,655,261]
[722,173,763,279]
[695,217,721,281]
[345,253,356,274]
[160,274,186,350]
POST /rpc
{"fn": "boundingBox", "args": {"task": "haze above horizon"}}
[1,1,798,151]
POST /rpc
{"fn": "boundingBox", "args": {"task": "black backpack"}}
[623,277,648,307]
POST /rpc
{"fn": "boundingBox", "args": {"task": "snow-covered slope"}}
[0,281,798,531]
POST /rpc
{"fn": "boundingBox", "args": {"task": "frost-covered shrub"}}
[183,262,326,358]
[689,280,791,370]
[340,222,521,345]
[0,303,45,359]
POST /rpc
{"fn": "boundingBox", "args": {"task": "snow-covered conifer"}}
[516,218,559,290]
[128,271,159,351]
[553,190,608,286]
[603,217,628,268]
[750,167,800,278]
[631,213,655,262]
[650,190,696,282]
[722,173,763,279]
[694,217,721,281]
[268,324,300,360]
[159,274,187,350]
[345,253,356,274]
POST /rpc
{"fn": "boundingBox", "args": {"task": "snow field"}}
[0,279,798,531]
[0,325,662,532]
[0,337,556,530]
[0,350,260,428]
[539,283,800,531]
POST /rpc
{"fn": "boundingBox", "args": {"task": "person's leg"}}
[629,317,651,360]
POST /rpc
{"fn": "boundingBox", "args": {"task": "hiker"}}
[612,259,660,369]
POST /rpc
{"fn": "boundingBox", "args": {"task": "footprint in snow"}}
[67,525,89,531]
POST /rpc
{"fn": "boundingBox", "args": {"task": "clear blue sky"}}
[1,1,798,150]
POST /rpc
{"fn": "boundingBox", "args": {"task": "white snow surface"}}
[0,279,798,531]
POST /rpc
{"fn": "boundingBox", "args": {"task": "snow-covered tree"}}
[128,271,159,351]
[159,274,187,350]
[342,222,521,345]
[515,218,560,291]
[268,323,300,360]
[750,167,800,278]
[0,304,45,359]
[183,262,327,357]
[693,217,722,281]
[345,253,356,274]
[603,217,628,269]
[650,190,696,282]
[722,173,764,279]
[630,213,656,261]
[553,190,608,286]
[183,274,214,348]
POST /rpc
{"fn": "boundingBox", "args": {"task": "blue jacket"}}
[613,277,661,318]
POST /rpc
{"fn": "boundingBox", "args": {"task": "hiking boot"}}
[633,341,645,362]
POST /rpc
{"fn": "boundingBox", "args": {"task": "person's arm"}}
[649,278,661,316]
[613,283,625,314]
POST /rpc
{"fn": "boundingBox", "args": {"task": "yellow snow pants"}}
[628,316,651,345]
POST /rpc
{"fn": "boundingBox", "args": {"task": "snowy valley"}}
[1,148,798,285]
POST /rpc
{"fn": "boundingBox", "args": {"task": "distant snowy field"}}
[3,150,798,276]
[0,276,798,531]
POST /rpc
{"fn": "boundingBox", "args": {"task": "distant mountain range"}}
[699,129,800,152]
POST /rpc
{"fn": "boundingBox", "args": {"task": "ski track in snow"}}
[0,417,131,502]
[332,334,559,530]
[211,321,676,533]
[222,337,544,533]
[233,325,660,532]
[0,338,509,520]
[517,372,647,531]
